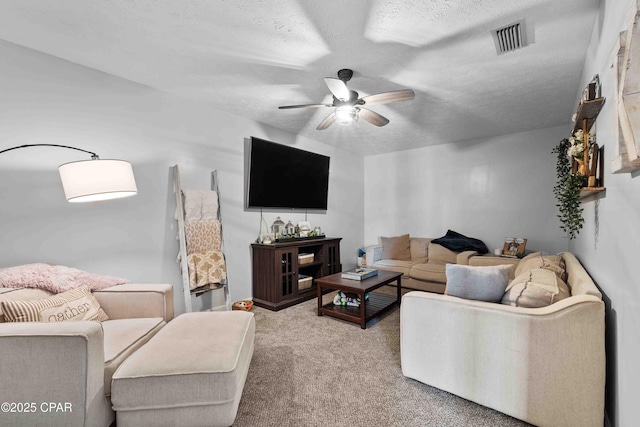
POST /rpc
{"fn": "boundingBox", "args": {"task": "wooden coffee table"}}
[316,270,403,329]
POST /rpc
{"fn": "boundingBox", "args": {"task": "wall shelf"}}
[572,98,605,134]
[579,187,605,199]
[571,95,606,199]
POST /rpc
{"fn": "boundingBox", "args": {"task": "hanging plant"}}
[552,138,587,239]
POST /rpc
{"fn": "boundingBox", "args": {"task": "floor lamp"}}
[0,144,137,203]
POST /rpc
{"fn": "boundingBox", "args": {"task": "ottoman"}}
[111,311,255,427]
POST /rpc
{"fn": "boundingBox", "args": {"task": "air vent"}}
[492,20,528,55]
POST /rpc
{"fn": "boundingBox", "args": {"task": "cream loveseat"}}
[365,235,497,293]
[400,252,605,427]
[0,283,174,427]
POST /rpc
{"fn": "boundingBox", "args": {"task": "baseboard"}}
[208,303,228,312]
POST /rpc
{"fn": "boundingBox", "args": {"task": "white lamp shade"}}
[58,159,137,203]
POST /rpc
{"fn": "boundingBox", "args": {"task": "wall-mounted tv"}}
[246,137,330,210]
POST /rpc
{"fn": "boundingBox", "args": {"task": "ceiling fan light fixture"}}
[335,106,359,125]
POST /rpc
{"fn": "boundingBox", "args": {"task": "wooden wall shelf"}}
[579,187,605,199]
[571,96,606,200]
[572,98,606,134]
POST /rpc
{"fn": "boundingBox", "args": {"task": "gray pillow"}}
[445,264,513,302]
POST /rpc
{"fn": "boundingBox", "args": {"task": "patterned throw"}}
[184,219,222,254]
[187,251,227,290]
[0,263,128,293]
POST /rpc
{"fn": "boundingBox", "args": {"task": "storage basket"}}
[232,300,253,311]
[298,274,313,290]
[298,253,314,265]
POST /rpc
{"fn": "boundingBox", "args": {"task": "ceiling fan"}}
[279,69,415,130]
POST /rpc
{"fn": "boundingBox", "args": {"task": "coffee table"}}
[316,270,403,329]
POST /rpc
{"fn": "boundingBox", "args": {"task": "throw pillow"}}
[502,268,570,308]
[514,252,566,281]
[431,230,489,254]
[380,234,412,261]
[0,286,109,323]
[444,264,513,302]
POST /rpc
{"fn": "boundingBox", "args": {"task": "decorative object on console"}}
[431,229,489,254]
[271,217,285,235]
[297,221,311,237]
[501,237,527,257]
[285,220,295,235]
[0,144,137,203]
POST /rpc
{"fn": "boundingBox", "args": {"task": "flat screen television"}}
[246,137,330,210]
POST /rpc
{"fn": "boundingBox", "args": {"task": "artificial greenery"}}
[552,138,587,239]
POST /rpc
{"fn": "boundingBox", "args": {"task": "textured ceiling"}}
[0,0,600,155]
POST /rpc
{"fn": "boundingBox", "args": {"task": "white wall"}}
[0,40,364,314]
[571,0,640,425]
[364,126,569,254]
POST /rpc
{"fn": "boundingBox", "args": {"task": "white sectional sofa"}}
[400,252,605,427]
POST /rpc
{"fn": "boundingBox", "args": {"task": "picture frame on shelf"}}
[502,237,527,257]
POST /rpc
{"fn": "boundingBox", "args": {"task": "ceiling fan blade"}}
[358,108,389,127]
[324,78,350,101]
[360,89,415,105]
[316,112,336,130]
[279,103,332,109]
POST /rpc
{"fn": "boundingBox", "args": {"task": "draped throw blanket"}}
[184,219,222,254]
[187,251,227,290]
[0,263,129,293]
[183,190,219,221]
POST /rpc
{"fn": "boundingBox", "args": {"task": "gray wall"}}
[364,125,569,254]
[0,40,364,314]
[570,0,640,425]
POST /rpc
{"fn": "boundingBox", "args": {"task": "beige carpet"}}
[234,287,530,427]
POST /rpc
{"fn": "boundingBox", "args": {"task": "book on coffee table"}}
[341,268,378,281]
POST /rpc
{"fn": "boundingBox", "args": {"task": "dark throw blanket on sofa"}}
[431,230,489,254]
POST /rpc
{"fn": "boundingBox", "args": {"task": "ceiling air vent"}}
[492,20,528,55]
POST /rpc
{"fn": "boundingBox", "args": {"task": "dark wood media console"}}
[251,237,341,311]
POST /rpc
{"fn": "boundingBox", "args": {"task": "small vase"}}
[575,159,588,176]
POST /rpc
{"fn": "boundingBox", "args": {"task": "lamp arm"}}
[0,144,99,159]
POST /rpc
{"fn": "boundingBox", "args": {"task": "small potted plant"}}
[552,138,588,239]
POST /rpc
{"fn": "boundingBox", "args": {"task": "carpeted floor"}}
[233,287,530,427]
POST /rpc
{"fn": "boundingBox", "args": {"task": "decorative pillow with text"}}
[0,286,109,323]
